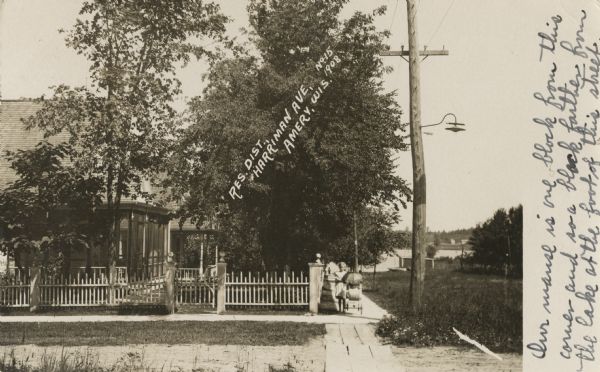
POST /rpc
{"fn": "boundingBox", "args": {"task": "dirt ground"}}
[1,340,523,372]
[392,346,522,372]
[1,339,326,372]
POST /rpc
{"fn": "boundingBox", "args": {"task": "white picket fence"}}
[0,267,162,308]
[1,267,314,310]
[117,276,166,305]
[0,269,29,307]
[225,271,309,307]
[175,268,215,307]
[40,272,113,307]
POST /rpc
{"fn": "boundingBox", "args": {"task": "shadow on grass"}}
[0,321,326,347]
[0,305,170,317]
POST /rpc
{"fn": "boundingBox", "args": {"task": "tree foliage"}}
[468,205,523,276]
[327,206,399,268]
[0,141,104,274]
[23,0,228,267]
[166,0,411,270]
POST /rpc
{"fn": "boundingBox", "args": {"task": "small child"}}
[334,262,349,312]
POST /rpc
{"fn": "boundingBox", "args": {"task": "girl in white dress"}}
[334,262,349,312]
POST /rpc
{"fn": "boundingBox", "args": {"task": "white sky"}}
[0,0,576,231]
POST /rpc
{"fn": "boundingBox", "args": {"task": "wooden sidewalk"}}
[325,323,404,372]
[319,278,405,371]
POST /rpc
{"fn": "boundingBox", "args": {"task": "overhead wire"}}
[427,0,455,45]
[387,0,400,34]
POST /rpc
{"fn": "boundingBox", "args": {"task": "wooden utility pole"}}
[380,0,448,311]
[406,0,426,312]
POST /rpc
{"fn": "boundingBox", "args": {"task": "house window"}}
[119,229,128,261]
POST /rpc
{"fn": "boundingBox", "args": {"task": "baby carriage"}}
[343,272,363,314]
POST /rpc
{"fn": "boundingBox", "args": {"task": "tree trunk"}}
[353,210,359,272]
[105,164,116,303]
[85,238,93,277]
[110,169,123,277]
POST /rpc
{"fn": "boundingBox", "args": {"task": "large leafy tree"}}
[0,142,104,275]
[167,0,411,270]
[468,205,523,276]
[24,0,228,275]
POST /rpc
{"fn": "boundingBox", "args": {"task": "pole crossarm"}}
[380,48,448,62]
[380,49,449,56]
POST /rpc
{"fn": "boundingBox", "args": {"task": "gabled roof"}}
[0,99,69,187]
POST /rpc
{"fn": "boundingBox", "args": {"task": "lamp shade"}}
[446,122,466,132]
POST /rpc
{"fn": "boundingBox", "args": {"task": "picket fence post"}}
[216,252,227,314]
[108,265,117,306]
[309,254,324,315]
[29,265,41,312]
[165,253,177,314]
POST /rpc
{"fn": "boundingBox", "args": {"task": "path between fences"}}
[318,276,404,372]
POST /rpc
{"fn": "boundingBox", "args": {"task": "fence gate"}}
[175,268,216,309]
[116,275,167,305]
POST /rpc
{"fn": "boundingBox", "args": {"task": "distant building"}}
[397,240,473,259]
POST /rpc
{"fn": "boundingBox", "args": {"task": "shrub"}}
[425,244,437,259]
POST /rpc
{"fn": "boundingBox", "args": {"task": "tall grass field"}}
[364,267,522,353]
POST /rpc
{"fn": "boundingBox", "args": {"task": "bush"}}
[425,244,437,259]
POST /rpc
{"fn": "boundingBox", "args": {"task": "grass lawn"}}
[364,268,522,353]
[0,321,325,346]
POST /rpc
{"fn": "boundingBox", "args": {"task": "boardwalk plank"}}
[347,344,373,372]
[339,324,362,346]
[326,344,352,372]
[354,324,380,344]
[325,324,343,345]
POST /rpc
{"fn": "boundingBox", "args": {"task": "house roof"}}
[0,99,70,187]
